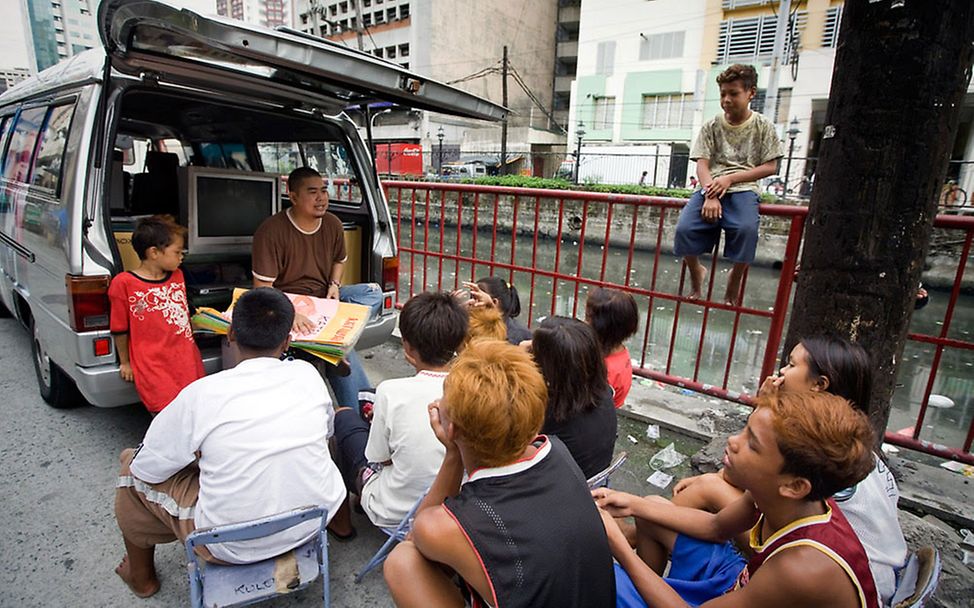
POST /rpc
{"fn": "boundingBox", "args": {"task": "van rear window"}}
[2,107,46,184]
[31,103,75,196]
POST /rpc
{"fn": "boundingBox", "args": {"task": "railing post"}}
[761,213,805,381]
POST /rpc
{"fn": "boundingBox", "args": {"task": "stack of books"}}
[192,288,370,365]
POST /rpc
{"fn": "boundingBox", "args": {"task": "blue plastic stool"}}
[184,505,330,608]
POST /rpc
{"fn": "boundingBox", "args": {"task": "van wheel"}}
[31,321,82,408]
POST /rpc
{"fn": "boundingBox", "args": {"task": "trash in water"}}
[646,424,660,440]
[626,434,639,444]
[650,443,685,470]
[679,388,695,396]
[647,470,674,489]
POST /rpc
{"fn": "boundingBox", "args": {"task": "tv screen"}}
[196,176,275,238]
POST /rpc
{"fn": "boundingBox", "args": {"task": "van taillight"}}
[382,256,399,292]
[66,275,111,331]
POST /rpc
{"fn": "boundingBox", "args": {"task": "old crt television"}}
[185,167,280,255]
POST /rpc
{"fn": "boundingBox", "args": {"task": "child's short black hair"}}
[231,288,295,351]
[476,276,521,319]
[585,287,639,355]
[717,63,758,91]
[288,166,322,193]
[399,291,468,366]
[131,215,186,260]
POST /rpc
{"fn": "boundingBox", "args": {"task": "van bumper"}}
[355,311,397,350]
[73,352,224,408]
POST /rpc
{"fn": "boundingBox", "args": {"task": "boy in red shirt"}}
[586,287,639,408]
[109,215,204,414]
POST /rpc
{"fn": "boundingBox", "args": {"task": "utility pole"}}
[352,0,365,50]
[782,0,974,446]
[764,0,791,121]
[308,0,321,37]
[500,45,508,176]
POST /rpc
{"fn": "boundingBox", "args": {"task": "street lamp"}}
[784,117,801,198]
[574,121,586,185]
[437,126,445,177]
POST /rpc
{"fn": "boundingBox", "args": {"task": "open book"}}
[192,288,370,365]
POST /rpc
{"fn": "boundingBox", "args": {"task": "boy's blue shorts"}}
[673,190,760,264]
[613,534,747,607]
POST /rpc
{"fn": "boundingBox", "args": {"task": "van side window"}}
[258,142,302,175]
[301,141,363,206]
[199,142,251,170]
[2,107,47,184]
[31,103,75,196]
[0,116,12,169]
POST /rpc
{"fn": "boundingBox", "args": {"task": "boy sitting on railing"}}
[674,64,783,305]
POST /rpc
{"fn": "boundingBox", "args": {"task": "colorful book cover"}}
[191,289,370,365]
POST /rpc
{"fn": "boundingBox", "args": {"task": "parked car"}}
[0,0,505,408]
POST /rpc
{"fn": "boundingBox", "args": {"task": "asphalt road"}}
[0,316,400,608]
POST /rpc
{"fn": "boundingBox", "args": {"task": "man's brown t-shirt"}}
[252,209,347,297]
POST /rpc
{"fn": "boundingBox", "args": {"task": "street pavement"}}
[0,316,397,608]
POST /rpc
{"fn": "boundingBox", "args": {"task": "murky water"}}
[396,220,974,456]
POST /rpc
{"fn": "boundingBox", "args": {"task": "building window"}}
[375,10,384,23]
[399,43,409,57]
[639,31,685,61]
[596,41,616,75]
[716,12,806,64]
[363,13,371,26]
[363,0,370,5]
[400,4,409,19]
[822,6,842,48]
[339,1,348,13]
[329,4,337,16]
[387,7,396,21]
[400,62,409,69]
[593,96,615,130]
[641,93,694,129]
[386,46,396,59]
[374,47,383,58]
[750,88,791,123]
[721,0,770,8]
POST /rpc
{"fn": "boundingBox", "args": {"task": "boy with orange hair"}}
[594,392,878,608]
[384,340,616,607]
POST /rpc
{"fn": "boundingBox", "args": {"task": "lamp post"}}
[436,126,445,177]
[784,117,801,197]
[574,122,586,184]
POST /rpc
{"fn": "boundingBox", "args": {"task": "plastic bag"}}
[649,443,685,470]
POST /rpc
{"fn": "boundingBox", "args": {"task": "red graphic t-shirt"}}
[605,347,633,408]
[108,269,205,412]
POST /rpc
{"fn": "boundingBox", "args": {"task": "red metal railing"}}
[383,180,974,464]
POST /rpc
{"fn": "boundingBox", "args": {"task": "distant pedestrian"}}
[108,215,204,415]
[688,175,699,189]
[639,170,648,186]
[673,64,783,304]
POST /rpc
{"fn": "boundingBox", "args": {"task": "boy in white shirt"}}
[333,291,468,530]
[113,288,346,599]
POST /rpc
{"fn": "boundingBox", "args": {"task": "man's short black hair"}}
[231,288,295,351]
[131,215,185,260]
[399,291,468,366]
[288,166,322,193]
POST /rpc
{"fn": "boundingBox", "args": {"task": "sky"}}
[0,0,217,71]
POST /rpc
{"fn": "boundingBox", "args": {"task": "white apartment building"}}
[571,0,974,193]
[0,68,33,91]
[215,0,292,28]
[22,0,100,72]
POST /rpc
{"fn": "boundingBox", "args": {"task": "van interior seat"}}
[109,150,131,215]
[130,151,180,217]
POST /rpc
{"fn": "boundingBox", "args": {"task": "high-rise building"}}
[293,0,565,176]
[215,0,292,28]
[0,68,33,91]
[22,0,99,72]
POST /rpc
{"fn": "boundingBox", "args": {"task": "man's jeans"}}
[339,283,383,320]
[324,283,382,408]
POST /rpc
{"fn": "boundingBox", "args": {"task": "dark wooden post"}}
[782,0,974,442]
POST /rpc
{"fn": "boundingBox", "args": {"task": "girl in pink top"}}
[585,288,639,408]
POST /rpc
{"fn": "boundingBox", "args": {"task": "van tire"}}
[31,320,83,409]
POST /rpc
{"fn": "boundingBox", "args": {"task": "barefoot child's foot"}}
[115,554,161,599]
[686,264,707,300]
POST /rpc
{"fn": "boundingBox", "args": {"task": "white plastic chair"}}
[184,505,330,608]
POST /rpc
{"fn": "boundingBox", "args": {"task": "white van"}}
[0,0,505,408]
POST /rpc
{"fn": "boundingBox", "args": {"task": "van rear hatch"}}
[98,0,507,121]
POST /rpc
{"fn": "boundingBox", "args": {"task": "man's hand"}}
[701,197,722,223]
[119,362,134,382]
[705,175,733,199]
[292,313,316,335]
[428,400,458,453]
[326,284,340,300]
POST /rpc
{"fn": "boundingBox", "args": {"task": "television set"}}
[185,167,280,255]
